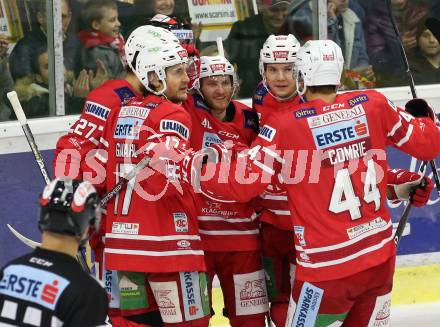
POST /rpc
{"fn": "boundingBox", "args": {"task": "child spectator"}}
[78,0,125,87]
[363,0,429,87]
[409,17,440,85]
[13,47,84,119]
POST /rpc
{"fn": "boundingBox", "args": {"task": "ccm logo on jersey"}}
[307,105,365,128]
[311,115,370,150]
[0,265,69,310]
[85,101,110,120]
[322,102,346,112]
[160,120,189,140]
[258,125,276,142]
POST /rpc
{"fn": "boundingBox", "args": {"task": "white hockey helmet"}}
[295,40,344,95]
[125,25,179,71]
[259,34,300,78]
[193,55,238,94]
[135,42,189,95]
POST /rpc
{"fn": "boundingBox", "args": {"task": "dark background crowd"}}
[0,0,438,121]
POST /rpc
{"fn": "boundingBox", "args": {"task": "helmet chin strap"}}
[262,80,297,102]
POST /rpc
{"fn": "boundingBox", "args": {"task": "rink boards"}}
[0,87,439,311]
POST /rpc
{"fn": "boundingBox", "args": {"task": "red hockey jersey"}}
[99,94,206,273]
[252,82,302,231]
[201,90,440,281]
[53,79,138,180]
[184,94,260,252]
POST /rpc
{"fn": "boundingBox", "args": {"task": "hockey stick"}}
[99,155,151,208]
[216,37,225,57]
[7,91,51,184]
[385,0,440,246]
[7,91,90,272]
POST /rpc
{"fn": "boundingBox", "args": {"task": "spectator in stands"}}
[13,47,84,119]
[363,0,429,87]
[327,0,375,89]
[77,0,125,87]
[0,35,13,121]
[225,0,292,98]
[9,0,79,81]
[409,17,440,84]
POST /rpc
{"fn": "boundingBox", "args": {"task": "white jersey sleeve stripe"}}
[387,117,402,137]
[198,229,259,235]
[296,220,392,253]
[395,124,414,147]
[253,159,275,175]
[296,234,394,268]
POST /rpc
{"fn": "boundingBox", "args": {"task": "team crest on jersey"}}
[173,212,188,232]
[347,94,369,107]
[294,108,316,119]
[294,226,307,247]
[253,83,268,105]
[114,86,136,102]
[243,110,259,133]
[258,124,276,142]
[114,117,144,140]
[85,101,111,121]
[0,265,70,310]
[160,120,189,140]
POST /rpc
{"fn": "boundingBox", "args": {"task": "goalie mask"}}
[193,55,238,96]
[39,178,101,240]
[295,40,344,96]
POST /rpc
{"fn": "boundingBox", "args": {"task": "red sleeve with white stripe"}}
[382,95,440,160]
[53,89,120,180]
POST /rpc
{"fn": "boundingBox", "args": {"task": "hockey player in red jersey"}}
[53,25,180,327]
[168,40,440,326]
[252,34,301,326]
[183,55,267,327]
[96,36,210,326]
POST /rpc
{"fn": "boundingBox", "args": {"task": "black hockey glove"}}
[405,98,436,121]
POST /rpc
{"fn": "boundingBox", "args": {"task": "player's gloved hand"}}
[405,98,436,121]
[387,168,434,207]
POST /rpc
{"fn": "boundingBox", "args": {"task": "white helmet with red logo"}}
[193,55,238,94]
[135,41,189,95]
[259,34,300,78]
[295,40,344,95]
